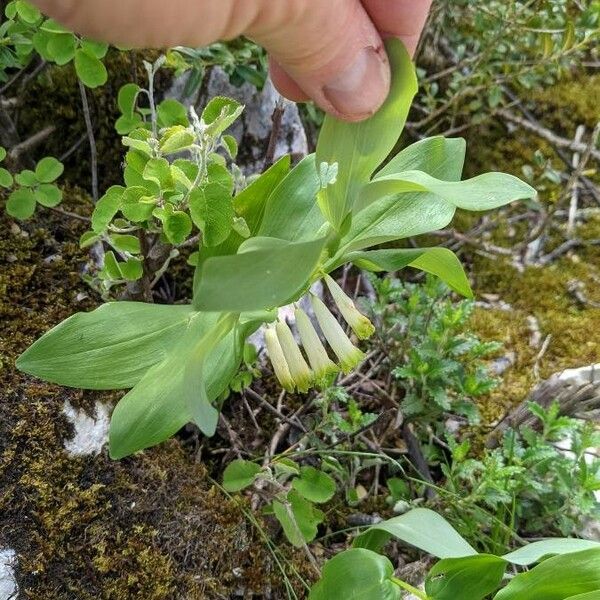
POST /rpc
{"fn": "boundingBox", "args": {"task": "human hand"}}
[31,0,431,121]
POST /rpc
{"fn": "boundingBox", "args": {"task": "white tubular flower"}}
[294,307,339,383]
[264,325,295,393]
[275,320,314,393]
[324,274,375,340]
[310,294,365,374]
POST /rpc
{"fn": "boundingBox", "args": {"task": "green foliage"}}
[368,275,500,428]
[2,150,64,219]
[312,508,600,599]
[17,40,535,458]
[442,402,600,546]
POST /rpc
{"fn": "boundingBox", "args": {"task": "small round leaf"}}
[222,459,262,492]
[74,48,108,88]
[35,183,63,207]
[7,188,36,219]
[35,157,64,183]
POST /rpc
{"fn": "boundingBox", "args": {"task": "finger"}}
[269,58,310,103]
[32,0,391,122]
[361,0,432,55]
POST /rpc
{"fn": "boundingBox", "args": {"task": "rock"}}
[62,400,110,456]
[0,548,18,600]
[557,363,600,386]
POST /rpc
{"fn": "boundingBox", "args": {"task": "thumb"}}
[249,0,390,122]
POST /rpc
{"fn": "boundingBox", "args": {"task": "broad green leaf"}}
[7,188,36,219]
[157,206,192,245]
[159,125,195,154]
[119,257,143,281]
[121,186,155,222]
[335,193,456,256]
[34,183,62,207]
[223,459,262,492]
[376,136,467,182]
[0,167,13,188]
[502,539,600,566]
[17,303,195,389]
[102,250,122,279]
[258,154,325,242]
[425,554,507,600]
[143,158,174,190]
[565,593,600,600]
[354,508,477,558]
[360,170,536,213]
[309,548,401,600]
[234,154,290,235]
[193,235,327,312]
[272,490,324,547]
[46,32,76,65]
[222,134,238,158]
[494,549,600,600]
[15,169,37,186]
[79,231,100,248]
[74,47,108,88]
[292,466,336,504]
[115,114,144,135]
[189,183,234,247]
[109,234,141,254]
[117,83,140,116]
[157,98,188,128]
[109,312,259,458]
[315,39,417,228]
[15,0,41,23]
[202,96,244,137]
[92,185,124,232]
[81,39,108,59]
[346,247,473,298]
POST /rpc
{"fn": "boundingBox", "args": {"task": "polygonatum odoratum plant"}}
[17,41,536,459]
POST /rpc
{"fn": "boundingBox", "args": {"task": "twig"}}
[533,334,552,380]
[59,133,88,162]
[498,109,600,162]
[567,125,586,237]
[246,387,307,433]
[8,125,55,162]
[78,79,99,202]
[46,205,91,222]
[264,96,286,169]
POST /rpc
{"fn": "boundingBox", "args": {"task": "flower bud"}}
[324,274,375,340]
[264,325,295,393]
[310,294,364,374]
[294,307,338,384]
[276,320,314,393]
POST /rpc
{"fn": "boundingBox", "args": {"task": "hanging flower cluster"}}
[265,275,375,392]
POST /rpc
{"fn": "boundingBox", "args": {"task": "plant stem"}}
[78,79,98,202]
[390,577,429,600]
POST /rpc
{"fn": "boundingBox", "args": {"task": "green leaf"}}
[202,96,244,137]
[272,490,324,547]
[309,548,401,600]
[117,83,141,116]
[159,125,195,154]
[189,183,234,247]
[0,167,13,188]
[233,154,290,235]
[565,593,600,600]
[35,157,64,183]
[15,0,41,24]
[121,186,155,222]
[115,114,144,135]
[6,188,36,219]
[292,466,336,504]
[502,539,600,566]
[377,136,467,182]
[335,193,455,255]
[258,154,325,242]
[81,39,108,59]
[361,170,537,213]
[155,204,192,245]
[143,157,174,191]
[122,135,153,157]
[92,185,124,232]
[40,18,69,34]
[102,250,122,279]
[193,235,327,312]
[0,147,6,162]
[494,548,600,600]
[74,47,108,88]
[15,169,38,186]
[109,234,141,254]
[315,39,417,228]
[222,134,238,158]
[354,508,477,558]
[109,312,259,458]
[79,231,100,248]
[16,303,195,389]
[35,183,62,207]
[46,32,76,65]
[347,247,473,298]
[119,257,143,281]
[157,98,188,128]
[425,554,507,600]
[222,459,262,492]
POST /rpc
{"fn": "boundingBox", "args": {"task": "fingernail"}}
[322,46,390,120]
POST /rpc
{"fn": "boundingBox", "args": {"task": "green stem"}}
[390,577,429,600]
